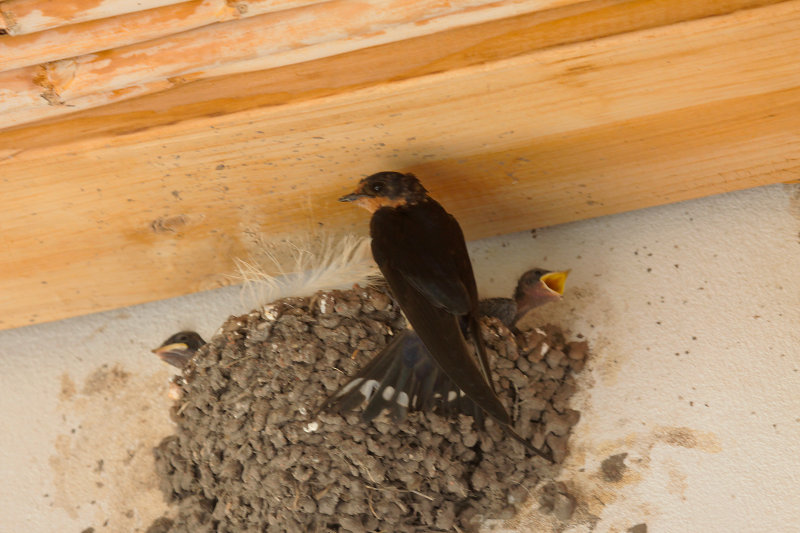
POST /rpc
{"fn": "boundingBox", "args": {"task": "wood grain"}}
[0,0,340,72]
[0,0,577,126]
[0,1,238,72]
[0,0,782,144]
[0,0,190,35]
[1,1,798,328]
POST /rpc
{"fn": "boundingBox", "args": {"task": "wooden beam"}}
[0,0,782,144]
[0,0,191,35]
[0,1,340,72]
[0,0,577,127]
[1,1,798,328]
[0,1,572,73]
[0,1,239,72]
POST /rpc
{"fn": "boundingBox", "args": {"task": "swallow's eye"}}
[371,181,384,193]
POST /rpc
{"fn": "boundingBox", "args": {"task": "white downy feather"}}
[231,232,380,310]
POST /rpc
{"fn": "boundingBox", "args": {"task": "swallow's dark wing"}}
[370,201,496,388]
[371,201,473,313]
[370,202,510,424]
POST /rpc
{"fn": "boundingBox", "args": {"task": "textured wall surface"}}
[1,183,798,532]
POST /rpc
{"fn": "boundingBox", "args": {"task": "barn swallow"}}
[152,331,205,369]
[330,171,554,460]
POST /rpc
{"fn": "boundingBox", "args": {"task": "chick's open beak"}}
[540,270,570,295]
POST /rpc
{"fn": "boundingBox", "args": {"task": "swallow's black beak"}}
[339,192,362,202]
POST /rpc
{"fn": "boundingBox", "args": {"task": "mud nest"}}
[152,285,588,532]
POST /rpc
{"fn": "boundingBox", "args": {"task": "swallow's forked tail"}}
[316,329,481,423]
[316,329,554,462]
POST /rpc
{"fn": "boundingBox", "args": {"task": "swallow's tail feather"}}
[317,329,553,462]
[318,330,483,422]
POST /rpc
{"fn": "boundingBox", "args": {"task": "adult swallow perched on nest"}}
[323,171,565,461]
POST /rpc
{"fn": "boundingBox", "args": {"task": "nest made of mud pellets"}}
[152,285,587,532]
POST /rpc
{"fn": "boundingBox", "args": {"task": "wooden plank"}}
[1,1,799,329]
[0,1,238,72]
[0,0,782,143]
[0,0,193,35]
[0,0,577,127]
[0,0,344,73]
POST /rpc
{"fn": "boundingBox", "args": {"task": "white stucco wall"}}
[1,183,798,532]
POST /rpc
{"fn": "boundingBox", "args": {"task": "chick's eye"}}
[371,181,384,193]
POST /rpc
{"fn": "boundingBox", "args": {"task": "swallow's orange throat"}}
[353,196,410,213]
